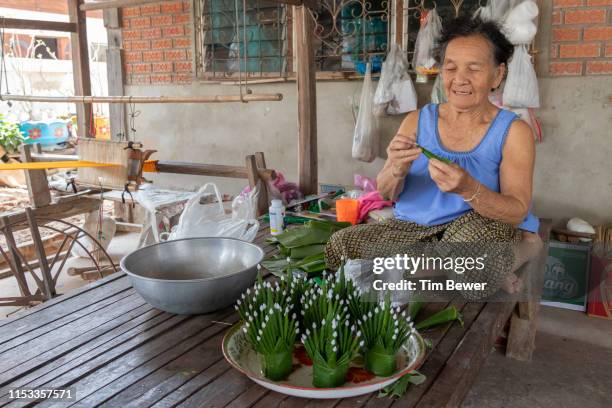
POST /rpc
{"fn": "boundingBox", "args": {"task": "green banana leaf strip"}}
[274,226,334,249]
[279,245,290,257]
[307,219,351,232]
[290,244,326,259]
[415,306,464,330]
[299,260,326,274]
[417,144,454,165]
[378,371,426,399]
[409,300,424,320]
[260,257,290,274]
[294,252,325,266]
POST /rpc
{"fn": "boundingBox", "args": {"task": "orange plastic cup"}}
[336,198,360,225]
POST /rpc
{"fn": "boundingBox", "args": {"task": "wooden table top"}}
[0,223,516,407]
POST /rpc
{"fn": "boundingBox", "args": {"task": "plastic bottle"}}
[269,199,285,236]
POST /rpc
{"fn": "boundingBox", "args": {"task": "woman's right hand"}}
[386,133,422,178]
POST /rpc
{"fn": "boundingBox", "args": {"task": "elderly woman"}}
[325,16,542,299]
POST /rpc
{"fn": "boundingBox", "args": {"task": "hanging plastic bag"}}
[503,45,539,108]
[430,74,447,104]
[503,0,538,44]
[373,44,418,116]
[165,182,259,242]
[352,62,378,163]
[72,211,116,258]
[473,0,510,23]
[412,8,442,76]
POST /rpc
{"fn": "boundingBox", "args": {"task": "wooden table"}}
[0,222,549,407]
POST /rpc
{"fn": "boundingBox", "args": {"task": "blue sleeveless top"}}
[393,103,539,233]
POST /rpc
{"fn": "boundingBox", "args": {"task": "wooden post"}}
[294,6,317,195]
[25,208,56,299]
[245,155,269,217]
[20,144,51,208]
[103,8,128,140]
[0,216,32,298]
[68,0,93,138]
[395,0,403,45]
[506,219,553,361]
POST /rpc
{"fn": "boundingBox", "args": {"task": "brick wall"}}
[121,1,193,85]
[550,0,612,76]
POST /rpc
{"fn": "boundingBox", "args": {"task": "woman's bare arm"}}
[469,119,535,225]
[377,111,422,201]
[427,119,535,226]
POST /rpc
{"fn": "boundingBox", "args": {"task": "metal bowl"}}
[120,237,264,315]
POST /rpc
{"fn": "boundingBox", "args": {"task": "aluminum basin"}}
[120,237,264,315]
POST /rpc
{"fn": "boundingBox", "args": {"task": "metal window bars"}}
[194,0,494,79]
[196,0,290,79]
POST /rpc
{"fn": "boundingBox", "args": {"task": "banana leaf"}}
[260,257,290,274]
[306,220,351,232]
[290,244,326,259]
[275,226,334,248]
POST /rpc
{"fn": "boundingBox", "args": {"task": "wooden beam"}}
[80,0,174,11]
[0,197,100,232]
[30,153,78,162]
[19,144,51,208]
[154,161,276,182]
[103,8,128,140]
[68,0,93,139]
[80,0,318,11]
[0,18,77,33]
[294,6,318,195]
[0,94,284,103]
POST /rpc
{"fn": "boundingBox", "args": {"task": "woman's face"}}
[441,35,505,111]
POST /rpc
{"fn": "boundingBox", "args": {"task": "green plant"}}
[0,115,24,153]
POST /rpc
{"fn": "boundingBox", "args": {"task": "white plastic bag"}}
[412,8,442,75]
[72,211,116,258]
[474,0,510,23]
[430,74,447,104]
[166,182,259,242]
[373,44,418,116]
[503,0,539,44]
[503,45,539,108]
[352,62,378,163]
[344,259,410,307]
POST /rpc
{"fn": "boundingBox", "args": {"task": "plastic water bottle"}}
[269,199,285,236]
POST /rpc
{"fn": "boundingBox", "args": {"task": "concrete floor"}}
[463,306,612,408]
[1,234,611,407]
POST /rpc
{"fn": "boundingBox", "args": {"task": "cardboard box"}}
[541,241,591,311]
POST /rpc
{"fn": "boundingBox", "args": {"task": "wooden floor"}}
[0,225,520,407]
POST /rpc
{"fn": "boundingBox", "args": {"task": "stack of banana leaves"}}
[261,220,350,276]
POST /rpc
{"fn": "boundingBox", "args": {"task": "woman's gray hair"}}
[435,15,515,66]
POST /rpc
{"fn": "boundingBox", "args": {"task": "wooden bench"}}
[0,219,551,406]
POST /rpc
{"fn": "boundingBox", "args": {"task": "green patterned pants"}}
[324,211,521,300]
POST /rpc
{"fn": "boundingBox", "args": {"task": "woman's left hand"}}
[428,159,476,196]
